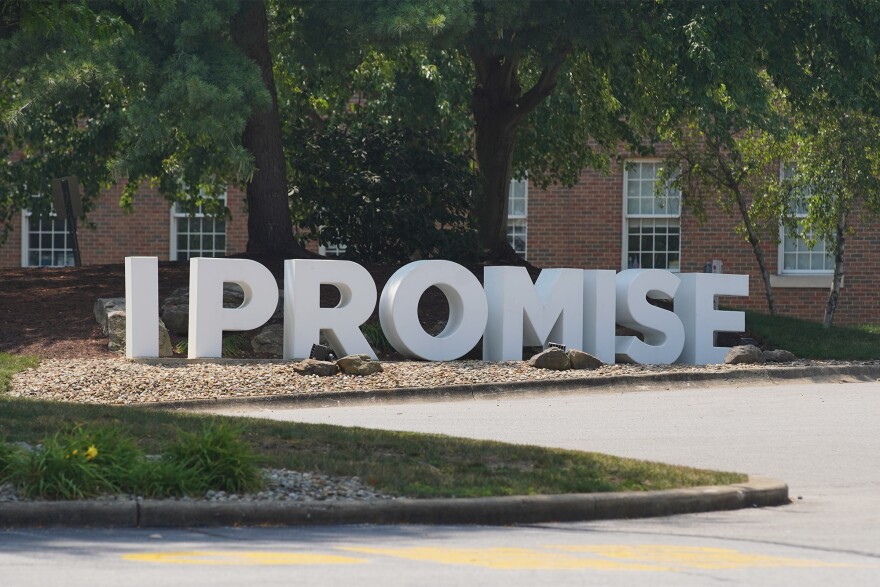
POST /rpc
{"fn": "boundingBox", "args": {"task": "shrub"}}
[0,422,264,499]
[163,422,263,494]
[291,123,479,263]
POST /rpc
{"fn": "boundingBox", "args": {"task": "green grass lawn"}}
[745,312,880,360]
[0,353,745,498]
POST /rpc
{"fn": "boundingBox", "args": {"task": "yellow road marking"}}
[121,544,850,571]
[340,546,664,571]
[121,551,368,566]
[546,545,848,571]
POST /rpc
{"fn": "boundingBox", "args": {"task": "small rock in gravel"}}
[292,359,339,376]
[529,347,571,370]
[567,349,603,370]
[337,355,383,376]
[725,345,766,365]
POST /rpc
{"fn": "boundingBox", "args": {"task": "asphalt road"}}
[2,380,879,585]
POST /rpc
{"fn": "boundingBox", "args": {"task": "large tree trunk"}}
[471,87,519,261]
[468,46,568,263]
[231,0,308,257]
[823,211,848,328]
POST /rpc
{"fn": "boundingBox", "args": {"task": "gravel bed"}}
[0,469,395,504]
[8,356,880,405]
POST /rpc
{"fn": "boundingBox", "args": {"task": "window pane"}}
[626,218,681,272]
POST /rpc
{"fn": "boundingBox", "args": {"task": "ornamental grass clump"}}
[11,425,140,499]
[163,421,264,494]
[0,422,263,499]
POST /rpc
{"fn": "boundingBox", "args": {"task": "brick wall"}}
[0,183,249,267]
[525,157,880,326]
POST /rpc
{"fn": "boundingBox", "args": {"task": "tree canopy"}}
[0,0,304,254]
[2,0,879,265]
[294,0,880,260]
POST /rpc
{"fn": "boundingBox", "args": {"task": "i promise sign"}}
[124,257,749,366]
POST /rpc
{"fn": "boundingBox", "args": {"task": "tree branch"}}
[513,47,570,122]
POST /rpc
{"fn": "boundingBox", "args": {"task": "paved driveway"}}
[2,380,879,586]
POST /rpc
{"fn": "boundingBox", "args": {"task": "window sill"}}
[769,274,838,289]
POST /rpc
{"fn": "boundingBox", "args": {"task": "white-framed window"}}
[20,209,75,267]
[778,164,833,274]
[169,190,227,261]
[507,177,528,258]
[623,160,681,271]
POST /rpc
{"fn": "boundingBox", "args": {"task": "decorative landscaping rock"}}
[292,359,339,377]
[106,311,172,357]
[160,305,190,336]
[528,347,571,370]
[106,311,126,352]
[251,324,284,357]
[157,321,173,357]
[94,297,126,334]
[337,354,384,376]
[567,349,603,370]
[160,288,190,335]
[763,349,797,363]
[724,345,766,365]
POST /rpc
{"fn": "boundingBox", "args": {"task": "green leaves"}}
[291,122,478,263]
[0,0,267,240]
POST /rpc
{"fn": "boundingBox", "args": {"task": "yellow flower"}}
[71,449,78,456]
[85,445,98,461]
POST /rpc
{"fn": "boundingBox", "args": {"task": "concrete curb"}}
[0,476,787,528]
[152,363,880,412]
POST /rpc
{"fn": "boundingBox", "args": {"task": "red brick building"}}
[0,183,248,268]
[511,158,879,325]
[1,159,877,325]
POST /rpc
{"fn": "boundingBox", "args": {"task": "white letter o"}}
[379,261,488,361]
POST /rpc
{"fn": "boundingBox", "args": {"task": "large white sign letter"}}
[615,269,685,364]
[380,260,487,361]
[125,256,159,359]
[283,260,377,360]
[188,258,278,359]
[483,267,584,361]
[675,274,748,365]
[583,269,617,364]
